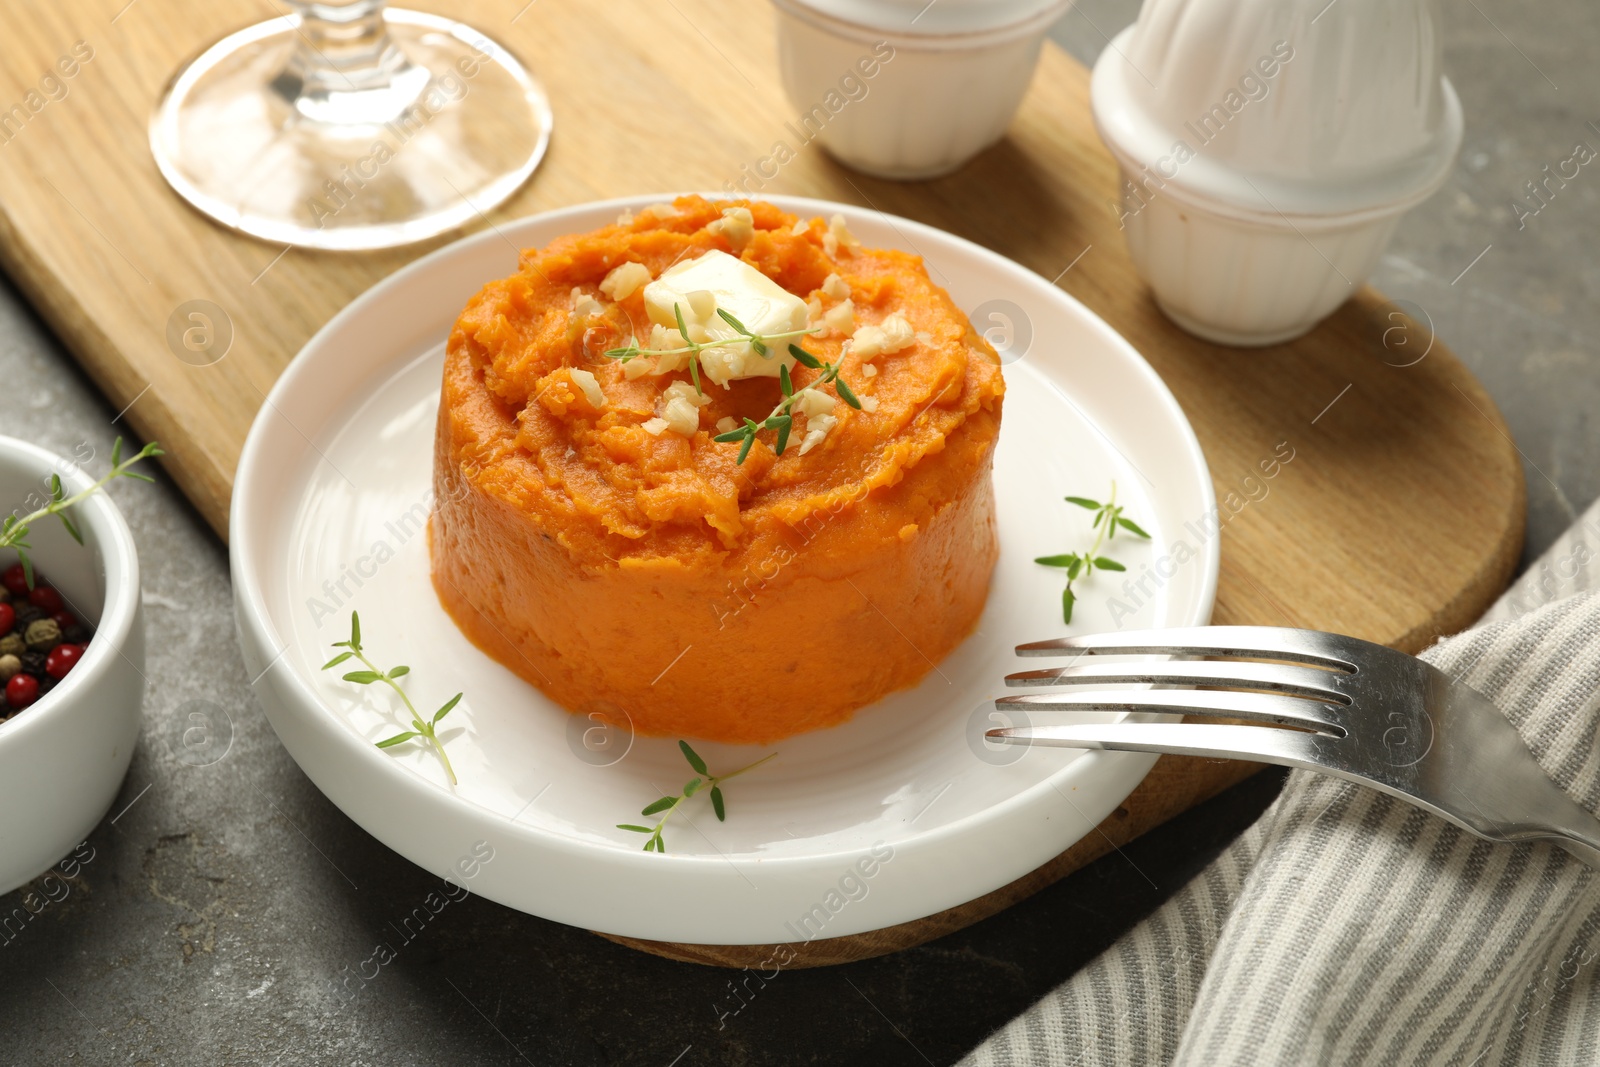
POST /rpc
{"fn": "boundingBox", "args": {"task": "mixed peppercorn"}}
[0,562,93,720]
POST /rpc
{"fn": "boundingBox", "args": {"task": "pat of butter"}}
[642,250,806,387]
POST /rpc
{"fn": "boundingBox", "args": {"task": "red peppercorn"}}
[27,586,63,614]
[1,564,26,597]
[5,672,38,709]
[45,643,84,680]
[0,602,12,637]
[52,611,76,631]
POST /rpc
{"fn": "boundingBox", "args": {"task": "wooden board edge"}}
[0,206,234,536]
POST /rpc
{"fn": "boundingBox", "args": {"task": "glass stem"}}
[272,0,428,123]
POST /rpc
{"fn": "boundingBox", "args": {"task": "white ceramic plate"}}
[232,194,1216,945]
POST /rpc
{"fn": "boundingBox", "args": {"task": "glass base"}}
[150,9,551,251]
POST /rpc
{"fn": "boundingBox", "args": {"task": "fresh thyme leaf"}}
[789,344,822,370]
[351,611,362,650]
[710,786,726,821]
[736,430,755,465]
[433,694,462,722]
[713,427,749,443]
[1034,554,1078,567]
[1117,516,1151,538]
[342,670,382,684]
[1065,496,1101,510]
[617,824,654,833]
[1067,558,1083,580]
[641,796,676,816]
[774,416,792,455]
[1094,557,1126,571]
[688,349,703,395]
[388,665,410,678]
[779,363,793,398]
[322,651,354,669]
[717,308,751,335]
[673,302,692,344]
[58,511,82,545]
[836,376,863,410]
[376,732,419,748]
[679,740,708,774]
[1062,588,1076,624]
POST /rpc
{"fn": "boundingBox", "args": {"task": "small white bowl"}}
[769,0,1074,180]
[1115,179,1411,346]
[0,437,143,894]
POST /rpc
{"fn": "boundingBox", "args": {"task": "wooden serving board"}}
[0,1,1522,967]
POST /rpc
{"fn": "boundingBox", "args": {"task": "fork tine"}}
[995,689,1346,734]
[1016,625,1359,670]
[988,721,1337,771]
[1004,660,1353,703]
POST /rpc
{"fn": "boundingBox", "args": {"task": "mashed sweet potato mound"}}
[431,196,1004,744]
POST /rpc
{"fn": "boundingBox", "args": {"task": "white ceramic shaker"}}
[769,0,1075,180]
[1091,0,1463,345]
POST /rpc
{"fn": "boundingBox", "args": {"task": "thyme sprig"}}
[617,740,777,853]
[712,343,862,464]
[603,302,820,378]
[0,437,162,589]
[1035,481,1151,623]
[324,611,461,786]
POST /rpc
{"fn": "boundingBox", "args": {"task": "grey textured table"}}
[0,4,1591,1063]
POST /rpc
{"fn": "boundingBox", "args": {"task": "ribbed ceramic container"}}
[1092,0,1462,345]
[770,0,1075,179]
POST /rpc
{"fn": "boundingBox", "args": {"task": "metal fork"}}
[987,625,1600,868]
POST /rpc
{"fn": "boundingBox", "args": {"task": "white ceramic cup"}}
[0,437,143,894]
[1115,174,1410,346]
[770,0,1073,180]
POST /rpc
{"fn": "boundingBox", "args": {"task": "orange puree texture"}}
[430,196,1004,744]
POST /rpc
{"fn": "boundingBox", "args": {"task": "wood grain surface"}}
[0,0,1524,967]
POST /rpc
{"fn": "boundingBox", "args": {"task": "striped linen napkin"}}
[962,499,1600,1066]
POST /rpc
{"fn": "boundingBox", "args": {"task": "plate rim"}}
[230,192,1218,940]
